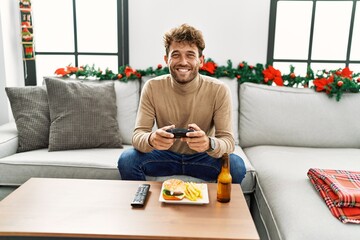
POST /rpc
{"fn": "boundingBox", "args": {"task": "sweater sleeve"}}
[206,83,235,158]
[132,81,155,153]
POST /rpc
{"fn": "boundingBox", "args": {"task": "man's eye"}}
[171,53,180,58]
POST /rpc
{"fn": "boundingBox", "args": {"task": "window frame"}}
[267,0,359,67]
[25,0,129,86]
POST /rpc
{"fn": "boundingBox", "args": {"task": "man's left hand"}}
[180,123,210,152]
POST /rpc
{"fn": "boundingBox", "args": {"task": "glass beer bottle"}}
[217,153,232,203]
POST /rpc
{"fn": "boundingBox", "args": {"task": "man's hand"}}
[180,123,210,152]
[149,125,176,150]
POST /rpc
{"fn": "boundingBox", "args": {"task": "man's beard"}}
[170,65,198,84]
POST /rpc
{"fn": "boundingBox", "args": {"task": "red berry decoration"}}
[157,64,162,69]
[236,75,241,79]
[337,81,343,87]
[117,74,123,79]
[239,63,244,68]
[290,73,296,79]
[357,78,360,83]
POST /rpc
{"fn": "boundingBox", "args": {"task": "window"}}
[268,0,360,75]
[27,0,128,86]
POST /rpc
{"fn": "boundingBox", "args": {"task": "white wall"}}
[129,0,271,69]
[0,0,271,124]
[0,0,25,125]
[0,10,9,125]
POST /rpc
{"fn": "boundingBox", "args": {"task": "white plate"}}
[159,183,209,204]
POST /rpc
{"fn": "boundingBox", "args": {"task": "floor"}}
[0,187,17,201]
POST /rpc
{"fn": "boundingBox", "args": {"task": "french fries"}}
[184,182,203,201]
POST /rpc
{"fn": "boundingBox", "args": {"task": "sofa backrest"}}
[239,82,360,148]
[217,77,240,144]
[113,80,140,144]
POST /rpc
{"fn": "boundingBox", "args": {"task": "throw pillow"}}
[5,86,50,152]
[45,78,122,151]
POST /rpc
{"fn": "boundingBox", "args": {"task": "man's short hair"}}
[163,24,205,57]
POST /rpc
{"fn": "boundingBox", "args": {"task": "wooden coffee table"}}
[0,178,259,240]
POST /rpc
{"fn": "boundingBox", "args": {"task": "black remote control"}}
[131,184,150,208]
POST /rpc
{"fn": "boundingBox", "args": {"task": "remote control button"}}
[131,184,150,208]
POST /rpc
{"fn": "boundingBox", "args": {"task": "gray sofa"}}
[239,83,360,239]
[1,77,360,239]
[0,76,255,203]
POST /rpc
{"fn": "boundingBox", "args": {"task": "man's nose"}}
[178,55,187,64]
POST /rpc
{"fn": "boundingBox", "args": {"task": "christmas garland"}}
[55,59,360,101]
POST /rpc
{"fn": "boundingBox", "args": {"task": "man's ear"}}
[164,55,168,64]
[199,55,205,67]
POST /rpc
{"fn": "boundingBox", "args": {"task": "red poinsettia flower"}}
[200,61,216,75]
[336,67,353,79]
[313,76,334,92]
[67,66,78,73]
[262,65,284,86]
[55,68,70,76]
[125,66,136,77]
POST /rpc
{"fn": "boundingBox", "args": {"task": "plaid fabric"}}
[307,168,360,224]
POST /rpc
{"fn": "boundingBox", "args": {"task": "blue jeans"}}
[117,148,246,184]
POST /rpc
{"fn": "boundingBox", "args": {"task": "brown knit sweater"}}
[132,74,235,158]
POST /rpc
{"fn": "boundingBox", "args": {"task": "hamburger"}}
[162,179,186,200]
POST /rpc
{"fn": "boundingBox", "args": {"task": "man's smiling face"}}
[164,42,204,84]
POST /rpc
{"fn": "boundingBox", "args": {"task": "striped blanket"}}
[307,168,360,224]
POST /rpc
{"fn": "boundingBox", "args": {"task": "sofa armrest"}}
[234,145,256,194]
[0,122,18,158]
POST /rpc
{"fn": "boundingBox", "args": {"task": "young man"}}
[118,24,246,183]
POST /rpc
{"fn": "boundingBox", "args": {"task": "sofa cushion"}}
[43,77,140,145]
[0,147,126,185]
[235,145,255,194]
[0,146,208,185]
[113,80,140,144]
[45,78,122,151]
[0,144,256,199]
[5,86,50,152]
[218,77,239,144]
[0,122,18,159]
[239,83,360,148]
[245,145,360,240]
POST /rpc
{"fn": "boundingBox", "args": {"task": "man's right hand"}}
[149,125,176,150]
